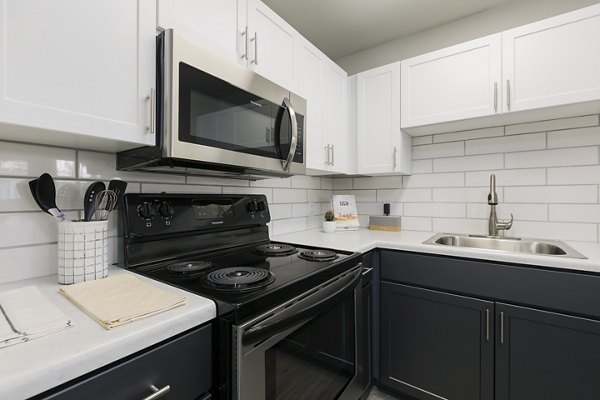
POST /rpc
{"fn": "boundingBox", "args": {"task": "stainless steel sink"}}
[423,233,587,259]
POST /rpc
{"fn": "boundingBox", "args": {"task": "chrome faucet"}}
[487,174,513,237]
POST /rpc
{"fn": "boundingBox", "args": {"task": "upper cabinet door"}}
[357,62,404,175]
[0,0,156,150]
[157,0,241,63]
[324,61,349,174]
[246,0,296,90]
[401,34,502,128]
[502,4,600,113]
[296,41,326,172]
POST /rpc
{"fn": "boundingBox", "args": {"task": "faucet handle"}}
[498,213,513,231]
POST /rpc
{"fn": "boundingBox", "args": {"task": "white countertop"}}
[0,267,216,400]
[274,229,600,274]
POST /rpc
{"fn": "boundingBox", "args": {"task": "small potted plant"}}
[323,209,336,233]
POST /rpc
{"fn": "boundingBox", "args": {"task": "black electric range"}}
[120,193,368,400]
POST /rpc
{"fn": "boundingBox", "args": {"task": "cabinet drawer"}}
[40,324,212,400]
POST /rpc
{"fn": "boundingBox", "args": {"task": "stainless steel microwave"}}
[117,29,306,179]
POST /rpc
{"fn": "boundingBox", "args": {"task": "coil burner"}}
[205,267,275,292]
[255,243,298,257]
[298,250,339,262]
[167,261,213,275]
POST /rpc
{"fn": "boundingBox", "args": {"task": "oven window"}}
[264,293,356,400]
[178,62,291,160]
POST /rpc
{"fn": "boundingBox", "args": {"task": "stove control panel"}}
[122,194,271,237]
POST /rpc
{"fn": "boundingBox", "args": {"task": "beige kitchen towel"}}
[60,274,186,329]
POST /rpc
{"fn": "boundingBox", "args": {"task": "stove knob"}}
[158,201,174,218]
[257,201,266,212]
[138,202,155,219]
[246,200,258,213]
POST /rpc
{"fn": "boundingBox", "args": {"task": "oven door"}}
[232,265,365,400]
[164,30,306,175]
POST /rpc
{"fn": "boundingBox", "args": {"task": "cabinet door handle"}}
[500,311,505,344]
[324,144,330,165]
[265,127,270,144]
[485,309,490,341]
[331,144,335,166]
[141,385,170,400]
[506,80,511,111]
[393,146,397,170]
[251,32,258,65]
[240,26,248,60]
[146,88,155,134]
[493,82,498,113]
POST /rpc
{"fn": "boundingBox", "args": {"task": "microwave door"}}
[274,98,298,172]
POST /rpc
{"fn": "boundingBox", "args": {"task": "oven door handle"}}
[242,266,362,346]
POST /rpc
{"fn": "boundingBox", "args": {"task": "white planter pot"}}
[322,221,336,233]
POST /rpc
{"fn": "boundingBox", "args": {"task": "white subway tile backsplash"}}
[355,202,384,215]
[549,204,600,223]
[291,203,309,217]
[0,213,57,248]
[412,159,433,174]
[547,126,600,149]
[505,147,598,169]
[466,169,545,187]
[333,178,353,190]
[272,217,308,236]
[433,187,502,203]
[403,173,464,188]
[467,203,547,221]
[412,135,432,145]
[413,142,464,160]
[504,185,597,204]
[377,188,432,203]
[223,186,273,203]
[0,141,76,178]
[266,204,292,220]
[466,133,546,155]
[332,189,375,202]
[291,175,321,189]
[433,127,504,143]
[401,216,432,231]
[433,154,504,172]
[432,218,487,235]
[505,115,599,135]
[250,177,292,188]
[273,188,308,203]
[547,165,600,185]
[320,178,334,190]
[404,203,465,218]
[353,176,402,189]
[141,183,221,194]
[0,244,57,283]
[308,189,334,203]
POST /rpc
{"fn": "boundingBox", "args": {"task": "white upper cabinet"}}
[244,0,296,91]
[0,0,157,151]
[296,41,326,172]
[158,0,240,62]
[324,62,349,174]
[357,62,411,176]
[502,3,600,113]
[401,34,502,128]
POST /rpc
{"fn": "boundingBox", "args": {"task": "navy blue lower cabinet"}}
[380,282,494,400]
[495,303,600,400]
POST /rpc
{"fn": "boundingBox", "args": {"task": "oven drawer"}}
[39,324,212,400]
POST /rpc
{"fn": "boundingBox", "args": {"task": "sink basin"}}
[423,233,587,259]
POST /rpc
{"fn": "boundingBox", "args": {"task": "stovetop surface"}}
[131,241,361,321]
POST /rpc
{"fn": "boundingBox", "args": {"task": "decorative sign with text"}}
[331,195,360,231]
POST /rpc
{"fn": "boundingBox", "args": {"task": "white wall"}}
[335,114,600,242]
[0,142,331,283]
[336,0,600,75]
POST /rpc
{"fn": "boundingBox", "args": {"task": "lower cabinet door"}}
[495,303,600,400]
[380,282,494,400]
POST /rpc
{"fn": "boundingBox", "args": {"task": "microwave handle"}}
[242,265,362,346]
[280,97,298,172]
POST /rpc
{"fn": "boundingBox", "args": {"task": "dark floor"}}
[367,387,398,400]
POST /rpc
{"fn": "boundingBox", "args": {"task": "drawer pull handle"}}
[142,384,170,400]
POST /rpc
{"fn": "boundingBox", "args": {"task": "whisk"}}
[93,190,118,221]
